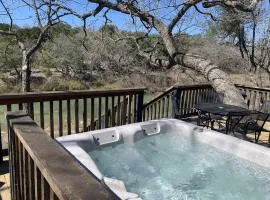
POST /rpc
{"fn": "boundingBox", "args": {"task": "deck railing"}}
[142,84,214,120]
[236,84,270,110]
[142,86,175,121]
[2,84,270,163]
[5,84,270,198]
[0,88,144,163]
[142,84,270,121]
[7,111,116,200]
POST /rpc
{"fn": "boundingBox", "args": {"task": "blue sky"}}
[0,0,269,34]
[0,0,134,30]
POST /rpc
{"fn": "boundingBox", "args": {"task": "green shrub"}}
[68,80,87,90]
[0,80,21,93]
[43,68,52,77]
[40,78,87,91]
[92,81,122,89]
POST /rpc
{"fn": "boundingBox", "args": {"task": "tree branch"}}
[0,0,13,31]
[193,4,218,21]
[32,0,43,27]
[168,0,200,33]
[87,0,157,27]
[202,0,261,12]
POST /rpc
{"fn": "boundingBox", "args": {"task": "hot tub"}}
[56,119,270,200]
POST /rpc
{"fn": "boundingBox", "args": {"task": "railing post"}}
[171,87,181,118]
[136,91,144,122]
[0,123,2,164]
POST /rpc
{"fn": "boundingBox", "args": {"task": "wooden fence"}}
[236,84,270,110]
[0,88,144,163]
[142,86,175,121]
[7,112,116,200]
[143,84,270,121]
[142,84,215,120]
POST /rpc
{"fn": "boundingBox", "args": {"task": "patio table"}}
[196,103,254,134]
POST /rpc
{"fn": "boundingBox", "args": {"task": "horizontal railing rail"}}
[7,111,116,200]
[0,88,145,163]
[0,88,145,104]
[236,84,270,92]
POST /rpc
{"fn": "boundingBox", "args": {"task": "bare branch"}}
[168,0,200,33]
[193,4,218,21]
[49,2,103,20]
[87,0,157,27]
[202,0,261,12]
[0,0,13,31]
[32,0,43,27]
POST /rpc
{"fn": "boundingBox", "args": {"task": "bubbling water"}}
[90,132,270,200]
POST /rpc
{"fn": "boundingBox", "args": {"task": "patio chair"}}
[197,110,212,128]
[260,100,270,113]
[196,92,224,128]
[234,112,270,144]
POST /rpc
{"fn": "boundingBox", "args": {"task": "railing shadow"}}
[0,160,9,175]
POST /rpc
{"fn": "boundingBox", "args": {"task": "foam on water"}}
[89,132,270,200]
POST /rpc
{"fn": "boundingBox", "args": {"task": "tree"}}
[38,33,87,78]
[0,1,47,92]
[206,4,270,87]
[0,0,263,107]
[51,0,262,107]
[0,1,78,92]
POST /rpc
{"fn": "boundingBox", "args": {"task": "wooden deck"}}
[0,117,269,200]
[0,155,10,200]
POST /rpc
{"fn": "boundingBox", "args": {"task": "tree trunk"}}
[179,54,247,107]
[21,49,33,116]
[21,52,31,93]
[156,25,247,108]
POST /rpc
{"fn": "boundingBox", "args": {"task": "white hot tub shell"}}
[56,119,270,200]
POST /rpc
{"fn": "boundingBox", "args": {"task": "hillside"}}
[0,24,268,93]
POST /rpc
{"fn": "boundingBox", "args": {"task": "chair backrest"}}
[237,112,269,125]
[197,91,224,105]
[260,100,270,113]
[255,112,270,131]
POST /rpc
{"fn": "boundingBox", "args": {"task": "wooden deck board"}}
[0,156,10,200]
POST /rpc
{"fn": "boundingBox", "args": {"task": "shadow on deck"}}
[0,156,10,200]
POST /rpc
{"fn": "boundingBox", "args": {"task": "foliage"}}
[0,13,269,93]
[49,23,76,39]
[39,77,87,91]
[17,27,42,41]
[36,33,87,77]
[0,23,11,31]
[0,77,21,93]
[92,80,123,89]
[99,24,119,36]
[0,37,21,75]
